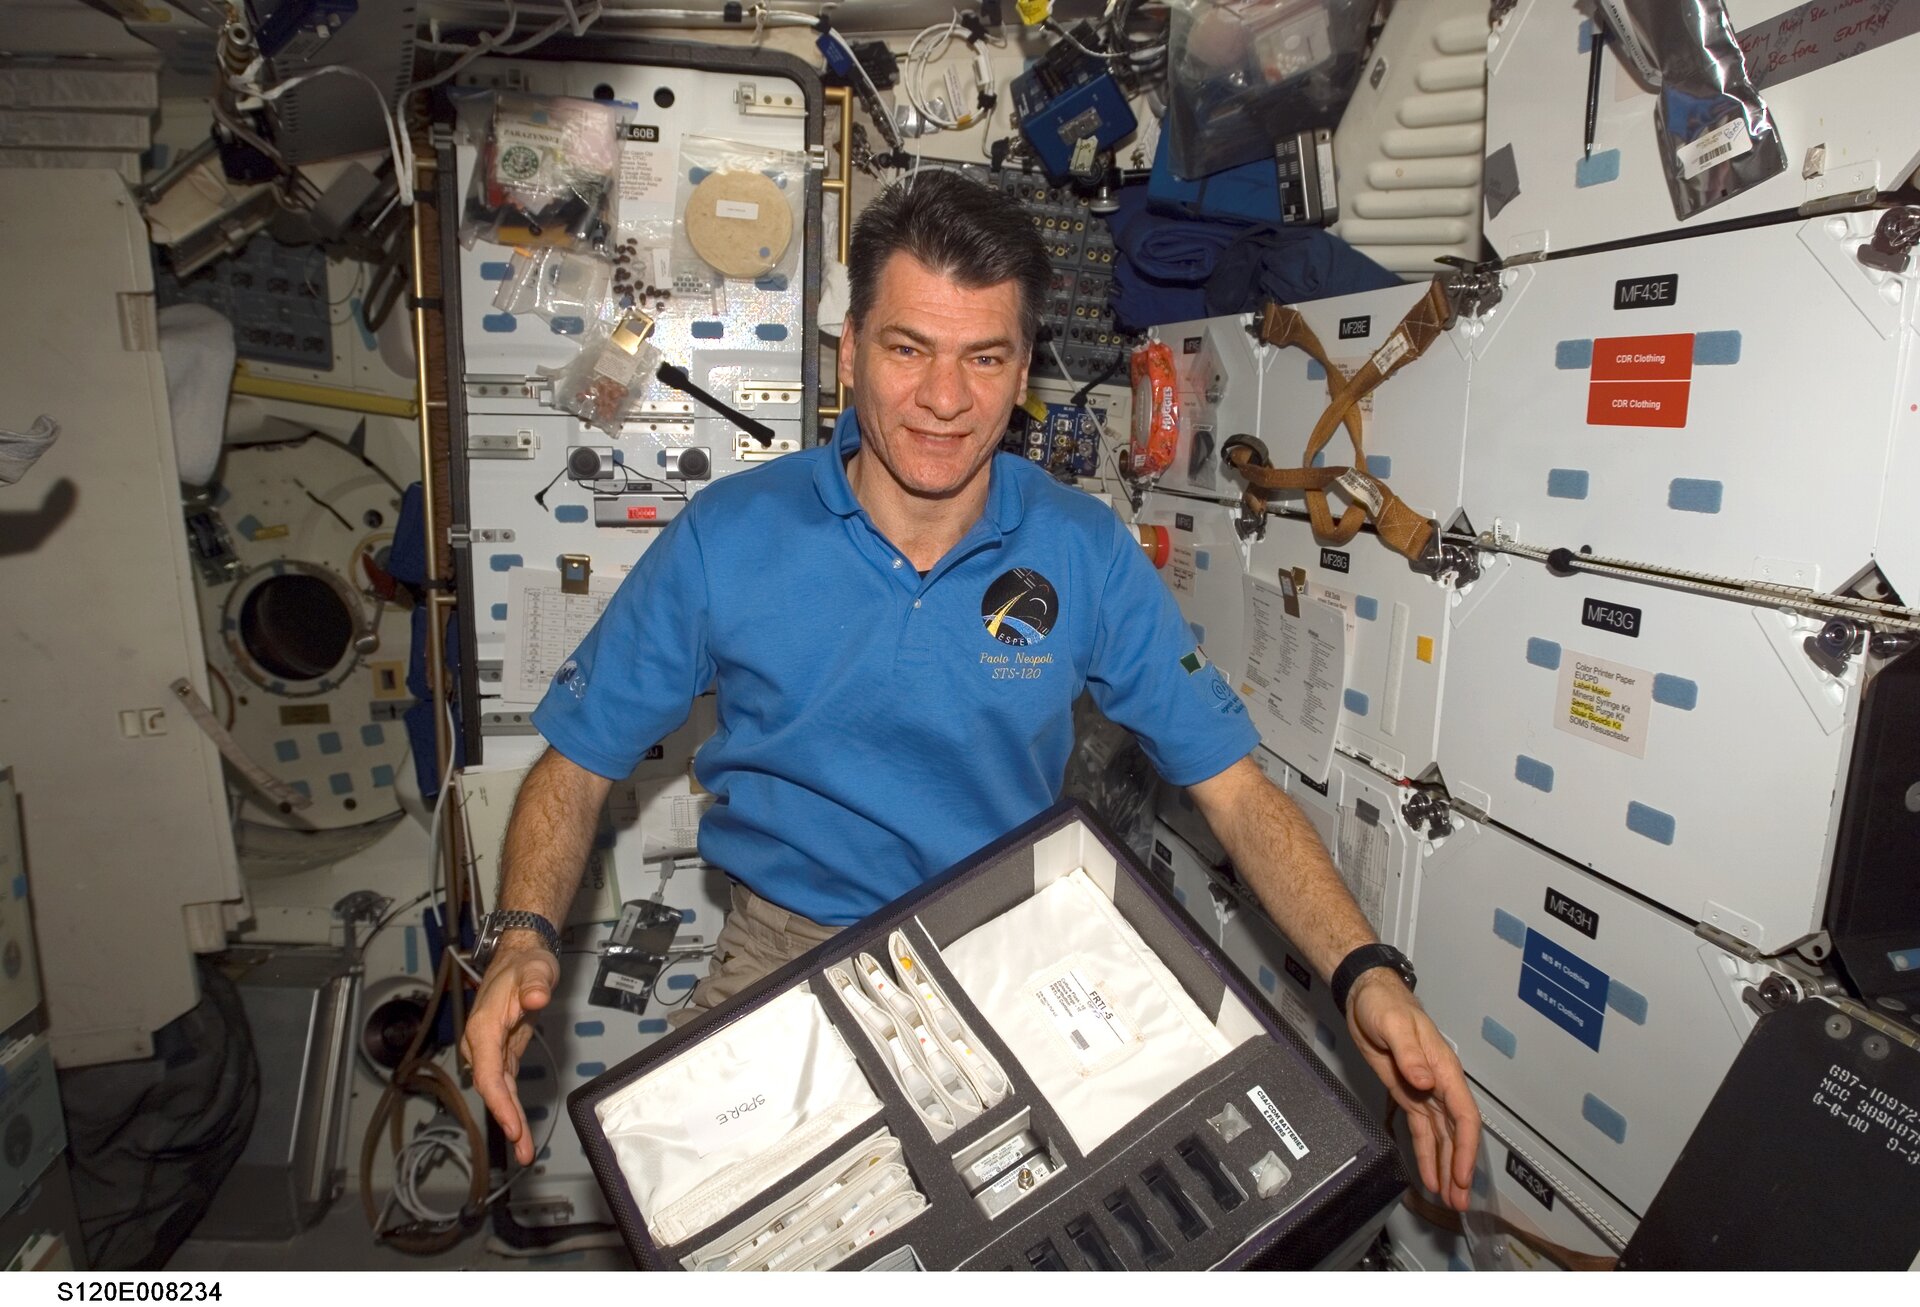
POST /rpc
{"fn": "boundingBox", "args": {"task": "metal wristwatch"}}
[471,910,561,972]
[1331,943,1417,1017]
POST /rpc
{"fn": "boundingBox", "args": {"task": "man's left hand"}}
[1346,969,1481,1211]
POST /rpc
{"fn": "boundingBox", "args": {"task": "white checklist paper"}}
[1240,575,1348,786]
[501,566,622,704]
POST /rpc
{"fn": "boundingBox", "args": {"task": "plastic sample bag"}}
[1164,0,1372,180]
[1596,0,1788,220]
[541,311,661,434]
[457,91,621,250]
[672,135,812,285]
[490,246,615,326]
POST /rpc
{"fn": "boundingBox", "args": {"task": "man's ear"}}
[836,316,858,395]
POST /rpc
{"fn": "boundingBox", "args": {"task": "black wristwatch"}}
[1331,943,1417,1017]
[471,910,561,972]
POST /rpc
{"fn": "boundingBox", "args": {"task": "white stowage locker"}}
[1245,512,1454,781]
[1137,493,1248,684]
[1386,1083,1638,1271]
[1411,817,1752,1218]
[1482,0,1920,257]
[1275,755,1423,955]
[1438,551,1856,950]
[1461,215,1919,589]
[1151,314,1269,500]
[1254,280,1474,524]
[1150,821,1384,1113]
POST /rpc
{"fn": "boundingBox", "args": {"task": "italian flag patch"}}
[1179,650,1207,675]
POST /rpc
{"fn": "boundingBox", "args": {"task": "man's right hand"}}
[461,941,560,1166]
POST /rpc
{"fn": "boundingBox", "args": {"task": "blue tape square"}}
[1481,1016,1518,1059]
[1257,965,1278,993]
[1652,673,1698,710]
[1311,451,1326,468]
[11,874,26,901]
[575,1061,606,1077]
[1554,339,1594,370]
[754,273,789,292]
[1547,468,1591,499]
[681,909,697,923]
[361,724,385,747]
[1578,17,1595,51]
[755,323,789,341]
[1607,979,1649,1025]
[1515,754,1555,792]
[371,764,395,788]
[1315,1021,1337,1051]
[291,780,311,798]
[1693,330,1742,365]
[526,1105,549,1122]
[1306,359,1327,381]
[549,316,585,336]
[1525,637,1562,670]
[1888,948,1920,972]
[274,739,299,763]
[1493,908,1527,948]
[328,772,354,796]
[1366,455,1392,479]
[1344,688,1371,716]
[491,603,509,621]
[318,732,342,755]
[479,261,513,281]
[481,313,518,333]
[1354,595,1379,621]
[554,504,589,523]
[1193,549,1210,571]
[1626,801,1677,845]
[665,973,697,991]
[1575,150,1621,187]
[573,1021,605,1037]
[640,1019,669,1033]
[515,1061,546,1082]
[1668,479,1724,514]
[1582,1093,1627,1143]
[691,320,725,339]
[490,554,524,572]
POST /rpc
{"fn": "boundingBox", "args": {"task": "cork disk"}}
[684,170,793,279]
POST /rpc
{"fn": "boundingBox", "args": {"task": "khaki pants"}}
[669,882,842,1029]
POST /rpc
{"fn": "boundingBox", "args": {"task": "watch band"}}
[1331,943,1416,1017]
[477,909,561,968]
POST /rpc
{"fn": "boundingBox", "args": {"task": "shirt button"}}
[913,600,922,609]
[892,558,902,569]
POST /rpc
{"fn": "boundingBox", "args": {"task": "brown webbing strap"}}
[1228,278,1455,560]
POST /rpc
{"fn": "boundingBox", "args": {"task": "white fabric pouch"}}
[941,868,1235,1154]
[594,986,884,1246]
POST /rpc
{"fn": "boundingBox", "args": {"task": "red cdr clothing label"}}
[1590,333,1694,381]
[1587,333,1695,426]
[1586,381,1691,428]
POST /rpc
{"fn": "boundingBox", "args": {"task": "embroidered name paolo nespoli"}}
[980,569,1059,647]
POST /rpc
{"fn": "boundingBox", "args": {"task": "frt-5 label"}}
[1614,274,1678,309]
[1581,598,1641,638]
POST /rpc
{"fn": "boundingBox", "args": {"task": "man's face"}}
[837,252,1030,502]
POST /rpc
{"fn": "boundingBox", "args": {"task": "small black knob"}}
[677,447,710,480]
[568,447,603,480]
[1545,547,1578,577]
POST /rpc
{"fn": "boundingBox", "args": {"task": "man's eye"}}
[974,356,1004,367]
[893,345,918,358]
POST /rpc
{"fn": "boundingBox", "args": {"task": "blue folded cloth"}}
[1101,184,1403,330]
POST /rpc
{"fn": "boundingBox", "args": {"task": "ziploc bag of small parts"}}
[942,867,1235,1154]
[592,987,886,1247]
[456,90,621,250]
[541,312,660,435]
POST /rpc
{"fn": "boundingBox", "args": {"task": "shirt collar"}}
[813,407,1027,532]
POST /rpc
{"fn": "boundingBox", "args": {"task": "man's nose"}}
[916,354,971,422]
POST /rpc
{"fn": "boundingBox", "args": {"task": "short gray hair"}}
[848,170,1051,352]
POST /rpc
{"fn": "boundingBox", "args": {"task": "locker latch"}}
[1856,206,1920,275]
[560,554,592,595]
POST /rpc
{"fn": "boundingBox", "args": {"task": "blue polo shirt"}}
[532,408,1258,925]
